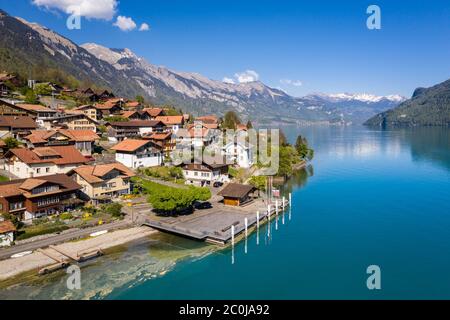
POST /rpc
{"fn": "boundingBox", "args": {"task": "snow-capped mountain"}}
[82,43,405,124]
[0,9,405,124]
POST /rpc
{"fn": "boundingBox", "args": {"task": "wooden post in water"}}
[289,193,292,206]
[267,204,271,220]
[245,217,248,238]
[282,196,286,211]
[256,211,260,229]
[231,225,235,247]
[276,200,279,216]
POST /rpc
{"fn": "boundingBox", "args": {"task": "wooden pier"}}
[142,198,290,245]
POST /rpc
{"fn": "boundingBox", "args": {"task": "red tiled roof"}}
[155,116,184,126]
[0,220,16,234]
[0,116,37,129]
[6,146,89,165]
[143,108,164,117]
[71,162,135,184]
[16,104,56,113]
[111,139,154,152]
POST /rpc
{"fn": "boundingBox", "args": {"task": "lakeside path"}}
[0,220,131,261]
[0,226,157,281]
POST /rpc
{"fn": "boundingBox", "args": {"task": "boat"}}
[11,251,33,258]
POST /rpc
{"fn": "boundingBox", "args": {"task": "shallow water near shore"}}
[1,126,450,299]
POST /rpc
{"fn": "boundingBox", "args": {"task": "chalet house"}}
[0,220,16,247]
[0,99,33,117]
[66,88,115,102]
[107,120,166,142]
[143,131,174,155]
[124,101,142,109]
[182,162,229,187]
[69,162,135,205]
[111,139,163,169]
[42,113,99,132]
[155,115,185,133]
[196,115,219,129]
[217,183,257,207]
[122,110,152,121]
[0,174,83,221]
[0,115,38,139]
[142,108,165,119]
[24,129,99,156]
[15,104,58,126]
[95,99,124,119]
[4,146,90,179]
[74,105,98,121]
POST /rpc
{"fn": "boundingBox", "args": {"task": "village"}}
[0,73,310,280]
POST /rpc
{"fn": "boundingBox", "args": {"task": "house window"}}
[194,172,198,176]
[36,168,41,174]
[10,202,24,210]
[46,168,50,173]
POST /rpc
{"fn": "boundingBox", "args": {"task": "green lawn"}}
[0,175,9,182]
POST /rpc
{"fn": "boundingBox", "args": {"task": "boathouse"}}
[218,183,256,207]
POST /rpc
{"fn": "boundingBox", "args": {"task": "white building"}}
[111,139,163,169]
[0,220,16,247]
[182,162,230,187]
[222,142,254,168]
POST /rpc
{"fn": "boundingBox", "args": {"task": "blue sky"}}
[1,0,449,97]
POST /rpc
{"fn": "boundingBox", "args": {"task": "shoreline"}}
[0,226,157,284]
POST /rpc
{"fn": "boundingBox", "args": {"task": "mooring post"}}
[276,200,279,216]
[267,204,271,220]
[289,193,292,206]
[256,211,260,229]
[282,196,286,211]
[245,217,248,238]
[231,225,235,247]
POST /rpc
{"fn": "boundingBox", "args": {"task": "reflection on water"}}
[1,126,449,299]
[0,233,216,300]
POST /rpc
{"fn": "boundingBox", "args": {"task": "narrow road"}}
[0,220,131,261]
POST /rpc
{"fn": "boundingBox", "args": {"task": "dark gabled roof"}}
[217,183,255,199]
[182,162,229,172]
[0,174,82,198]
[108,120,165,128]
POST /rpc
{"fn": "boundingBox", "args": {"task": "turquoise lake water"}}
[1,126,449,299]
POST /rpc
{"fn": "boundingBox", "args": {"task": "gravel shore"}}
[0,227,157,281]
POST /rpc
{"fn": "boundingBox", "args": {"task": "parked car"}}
[213,181,224,188]
[194,201,212,210]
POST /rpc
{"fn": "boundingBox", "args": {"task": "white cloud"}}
[32,0,118,20]
[222,77,235,84]
[139,23,150,31]
[280,79,303,87]
[234,70,259,83]
[114,16,137,31]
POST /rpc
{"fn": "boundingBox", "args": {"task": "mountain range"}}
[365,78,450,127]
[0,9,406,124]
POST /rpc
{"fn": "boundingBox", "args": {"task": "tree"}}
[295,135,314,160]
[24,89,38,104]
[3,137,19,150]
[249,176,267,191]
[136,95,145,104]
[104,203,123,218]
[279,130,289,146]
[222,111,241,130]
[246,120,253,129]
[1,212,21,229]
